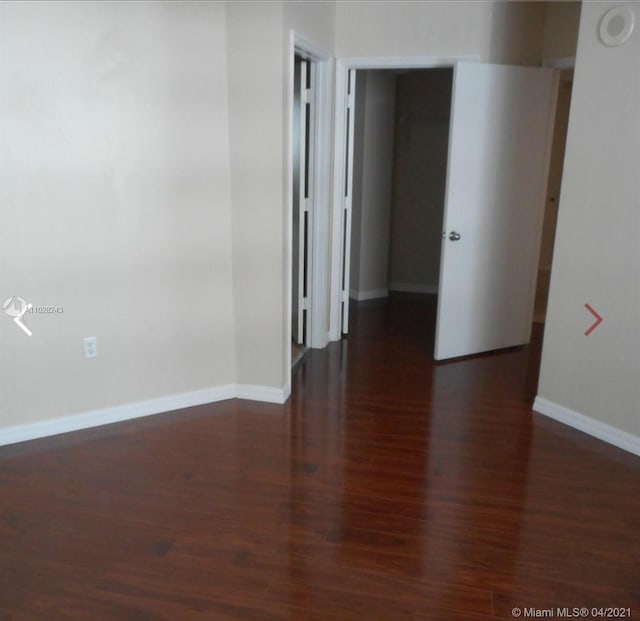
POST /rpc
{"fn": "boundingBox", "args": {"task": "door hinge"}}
[302,88,311,104]
[302,297,309,311]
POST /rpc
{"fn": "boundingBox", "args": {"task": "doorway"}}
[332,60,562,362]
[534,70,573,324]
[348,68,452,308]
[287,39,333,378]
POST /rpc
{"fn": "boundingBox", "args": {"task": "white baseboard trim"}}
[349,288,389,301]
[0,383,289,448]
[389,282,438,295]
[235,383,289,404]
[533,396,640,457]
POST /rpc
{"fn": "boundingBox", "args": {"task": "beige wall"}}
[335,1,546,65]
[284,1,336,53]
[228,1,336,390]
[0,0,338,436]
[349,71,396,299]
[0,2,236,430]
[226,2,286,390]
[542,1,581,63]
[537,1,640,440]
[389,69,452,293]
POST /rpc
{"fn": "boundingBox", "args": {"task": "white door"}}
[434,62,555,360]
[292,58,314,345]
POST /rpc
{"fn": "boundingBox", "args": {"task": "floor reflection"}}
[279,294,639,615]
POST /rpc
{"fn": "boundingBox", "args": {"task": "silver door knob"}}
[449,231,461,241]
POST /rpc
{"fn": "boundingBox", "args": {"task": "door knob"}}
[449,231,461,241]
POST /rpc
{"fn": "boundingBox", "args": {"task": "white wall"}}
[536,1,640,450]
[389,69,452,294]
[349,71,396,300]
[0,2,236,432]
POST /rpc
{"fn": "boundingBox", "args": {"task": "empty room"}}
[1,1,639,619]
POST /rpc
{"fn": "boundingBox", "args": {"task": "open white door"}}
[292,59,314,345]
[434,62,555,360]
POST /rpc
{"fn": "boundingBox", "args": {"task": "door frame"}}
[533,59,575,324]
[292,55,313,347]
[285,32,332,378]
[328,55,479,341]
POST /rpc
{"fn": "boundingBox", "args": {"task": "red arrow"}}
[584,303,603,336]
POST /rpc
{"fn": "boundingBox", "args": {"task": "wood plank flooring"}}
[1,294,639,620]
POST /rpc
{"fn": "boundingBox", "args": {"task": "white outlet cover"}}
[83,336,97,358]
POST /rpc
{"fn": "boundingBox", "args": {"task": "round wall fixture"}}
[598,5,635,47]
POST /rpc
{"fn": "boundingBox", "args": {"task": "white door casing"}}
[293,58,315,345]
[339,69,357,335]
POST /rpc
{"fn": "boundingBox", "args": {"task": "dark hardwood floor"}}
[1,294,639,620]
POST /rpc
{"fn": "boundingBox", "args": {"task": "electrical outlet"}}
[83,336,97,359]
